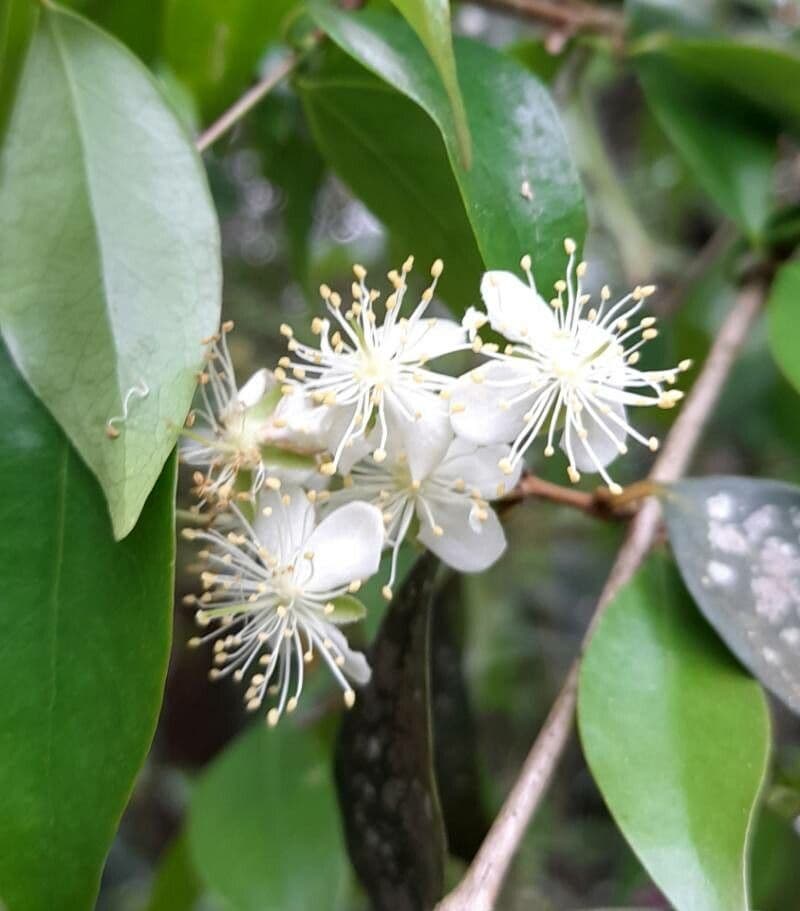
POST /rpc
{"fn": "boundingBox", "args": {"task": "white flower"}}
[183,322,323,506]
[451,241,691,493]
[275,259,468,480]
[328,438,522,599]
[183,486,384,725]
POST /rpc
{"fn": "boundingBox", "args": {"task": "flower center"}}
[358,346,394,385]
[274,566,303,605]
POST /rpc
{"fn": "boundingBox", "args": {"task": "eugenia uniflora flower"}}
[275,258,468,480]
[183,322,325,507]
[451,240,691,492]
[327,438,522,599]
[183,486,384,725]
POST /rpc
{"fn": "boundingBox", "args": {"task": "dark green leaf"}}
[387,0,471,167]
[636,36,800,134]
[297,50,484,309]
[635,54,775,239]
[309,4,586,292]
[663,475,800,715]
[80,0,163,63]
[335,552,446,911]
[767,260,800,395]
[0,4,221,539]
[163,0,297,119]
[430,575,489,863]
[751,807,800,910]
[0,346,176,911]
[578,555,770,911]
[144,834,203,911]
[188,723,348,911]
[0,0,37,142]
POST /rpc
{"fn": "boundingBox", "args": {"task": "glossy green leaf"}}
[0,0,37,142]
[188,723,348,911]
[335,552,446,911]
[163,0,297,119]
[767,261,800,395]
[388,0,471,167]
[662,475,800,715]
[0,346,176,911]
[297,50,483,309]
[309,4,585,292]
[635,55,775,239]
[144,834,203,911]
[0,4,221,539]
[578,555,770,911]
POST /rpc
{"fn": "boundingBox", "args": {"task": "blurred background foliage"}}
[45,0,800,907]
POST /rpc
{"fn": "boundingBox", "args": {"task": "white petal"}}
[236,368,272,409]
[436,438,522,499]
[396,317,466,362]
[418,498,507,572]
[384,385,453,480]
[268,391,332,450]
[450,361,534,445]
[480,271,554,343]
[562,400,627,472]
[305,502,385,593]
[253,485,315,562]
[326,626,371,685]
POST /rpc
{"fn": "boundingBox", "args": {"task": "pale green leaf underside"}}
[0,4,220,538]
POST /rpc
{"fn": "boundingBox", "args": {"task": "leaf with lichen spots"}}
[662,476,800,715]
[334,551,446,911]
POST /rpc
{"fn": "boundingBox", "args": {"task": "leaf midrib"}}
[46,11,123,411]
[43,439,69,909]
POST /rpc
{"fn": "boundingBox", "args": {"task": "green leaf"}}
[0,0,37,142]
[188,723,348,911]
[662,475,800,715]
[635,54,776,239]
[308,4,585,292]
[80,0,164,63]
[387,0,471,168]
[327,594,367,625]
[0,4,221,539]
[163,0,297,119]
[578,555,770,911]
[335,552,446,911]
[0,346,176,911]
[767,260,800,395]
[297,51,484,309]
[144,834,203,911]
[635,36,800,134]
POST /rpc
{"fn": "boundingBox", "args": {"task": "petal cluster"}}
[181,244,688,725]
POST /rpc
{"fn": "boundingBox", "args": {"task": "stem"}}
[469,0,623,38]
[195,49,306,153]
[436,278,767,911]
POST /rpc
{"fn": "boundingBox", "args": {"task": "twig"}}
[469,0,623,38]
[501,472,643,520]
[436,278,767,911]
[195,50,306,153]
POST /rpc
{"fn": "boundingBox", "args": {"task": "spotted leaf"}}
[334,551,446,911]
[662,476,800,714]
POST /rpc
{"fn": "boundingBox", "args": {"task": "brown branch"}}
[469,0,624,38]
[195,48,309,153]
[436,278,767,911]
[501,472,643,520]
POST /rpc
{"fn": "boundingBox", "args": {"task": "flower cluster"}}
[181,242,688,724]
